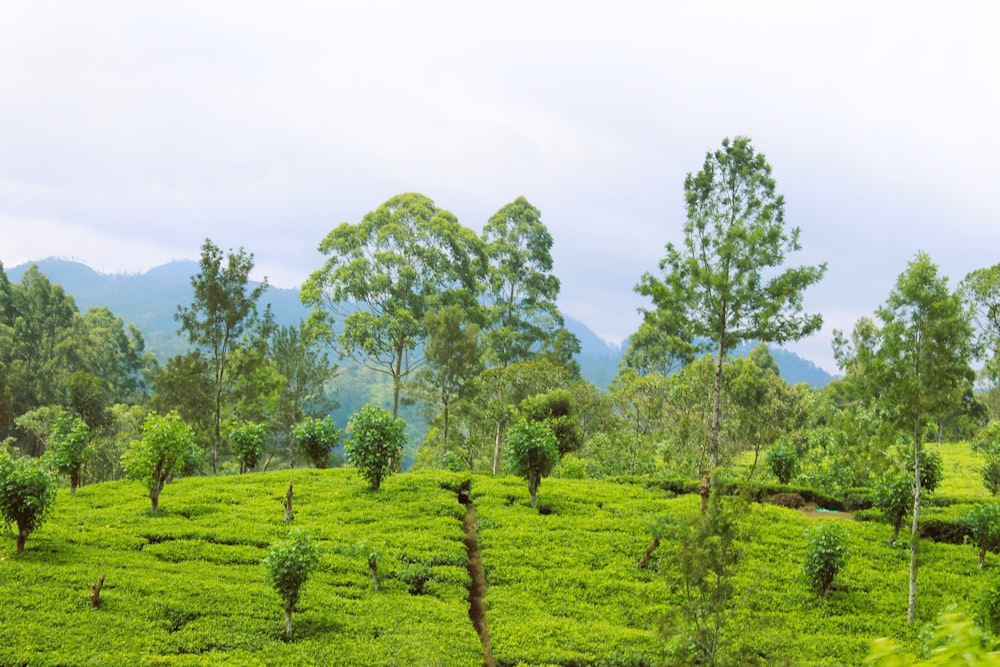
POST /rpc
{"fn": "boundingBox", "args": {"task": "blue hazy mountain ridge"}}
[7,259,833,388]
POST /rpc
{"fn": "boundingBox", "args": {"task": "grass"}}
[1,452,998,666]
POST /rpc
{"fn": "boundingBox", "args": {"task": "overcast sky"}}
[2,1,998,373]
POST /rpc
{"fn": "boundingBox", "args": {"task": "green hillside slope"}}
[0,465,993,666]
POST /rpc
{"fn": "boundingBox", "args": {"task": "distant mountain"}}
[6,258,834,388]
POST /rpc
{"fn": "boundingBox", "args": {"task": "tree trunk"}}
[283,600,294,639]
[529,474,539,510]
[284,482,294,522]
[703,340,725,515]
[492,422,503,475]
[639,535,661,569]
[150,485,161,513]
[890,522,901,547]
[70,472,79,495]
[908,430,922,625]
[16,525,27,552]
[442,401,450,460]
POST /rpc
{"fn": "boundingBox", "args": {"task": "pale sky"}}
[2,1,998,373]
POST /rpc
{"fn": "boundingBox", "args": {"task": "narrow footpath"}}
[462,500,494,667]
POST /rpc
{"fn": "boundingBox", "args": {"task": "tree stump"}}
[89,573,106,608]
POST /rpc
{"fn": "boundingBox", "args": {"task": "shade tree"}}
[302,193,483,418]
[636,136,826,507]
[833,252,974,623]
[176,239,274,473]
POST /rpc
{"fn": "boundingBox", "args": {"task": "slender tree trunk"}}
[890,522,901,547]
[442,400,450,460]
[703,340,725,514]
[283,600,294,639]
[908,427,922,625]
[213,387,222,475]
[150,484,161,513]
[529,474,539,510]
[16,525,27,552]
[492,422,503,475]
[284,482,294,522]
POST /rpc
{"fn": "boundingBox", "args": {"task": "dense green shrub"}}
[803,521,847,597]
[766,443,798,484]
[904,447,944,494]
[0,454,57,552]
[263,529,321,639]
[872,474,912,546]
[982,460,1000,496]
[291,416,342,469]
[345,405,405,490]
[966,502,1000,568]
[228,421,265,474]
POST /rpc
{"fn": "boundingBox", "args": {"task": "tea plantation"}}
[0,458,996,666]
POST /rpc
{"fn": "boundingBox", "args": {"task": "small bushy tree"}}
[292,416,342,469]
[345,405,405,491]
[966,502,1000,569]
[0,455,56,552]
[660,490,739,666]
[766,443,797,485]
[263,530,321,639]
[803,521,848,597]
[872,474,912,547]
[229,421,265,474]
[505,418,559,510]
[121,411,195,512]
[49,413,92,494]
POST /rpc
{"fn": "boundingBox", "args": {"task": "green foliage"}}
[0,469,482,665]
[966,501,1000,568]
[518,388,582,456]
[505,418,559,510]
[345,404,406,490]
[661,490,740,666]
[868,610,1000,665]
[291,416,342,469]
[301,192,482,417]
[121,410,196,512]
[766,443,798,485]
[397,562,434,595]
[481,196,565,368]
[263,529,321,638]
[906,446,944,495]
[872,473,912,546]
[228,421,265,474]
[803,521,848,597]
[983,460,1000,496]
[978,572,1000,636]
[636,136,826,476]
[175,238,273,474]
[48,413,92,494]
[0,454,56,551]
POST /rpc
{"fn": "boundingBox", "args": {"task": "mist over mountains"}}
[7,258,834,388]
